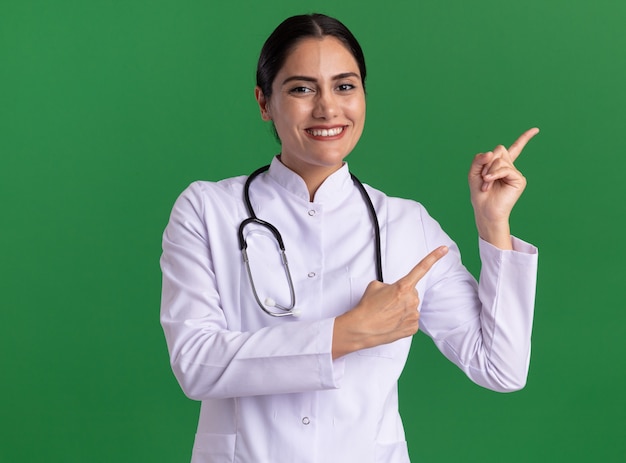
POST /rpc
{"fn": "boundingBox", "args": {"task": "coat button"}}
[307,272,316,278]
[308,210,317,216]
[302,417,311,425]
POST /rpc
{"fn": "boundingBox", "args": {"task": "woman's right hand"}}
[332,246,448,359]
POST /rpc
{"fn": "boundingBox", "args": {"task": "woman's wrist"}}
[476,219,513,250]
[332,314,359,360]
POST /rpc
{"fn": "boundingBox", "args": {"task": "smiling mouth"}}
[306,126,345,137]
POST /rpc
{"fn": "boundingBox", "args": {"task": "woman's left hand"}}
[468,127,539,249]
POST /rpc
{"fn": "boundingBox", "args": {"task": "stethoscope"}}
[238,164,383,317]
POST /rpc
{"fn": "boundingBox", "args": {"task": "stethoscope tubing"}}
[238,164,383,317]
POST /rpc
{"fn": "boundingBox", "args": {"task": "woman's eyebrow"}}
[281,75,317,86]
[281,72,360,86]
[333,72,360,81]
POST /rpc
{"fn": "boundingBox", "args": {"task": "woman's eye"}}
[290,86,313,94]
[337,83,356,91]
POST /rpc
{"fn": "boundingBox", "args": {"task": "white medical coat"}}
[160,157,538,463]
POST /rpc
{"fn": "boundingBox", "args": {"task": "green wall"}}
[2,1,624,461]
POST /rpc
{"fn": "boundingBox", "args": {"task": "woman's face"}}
[256,36,366,181]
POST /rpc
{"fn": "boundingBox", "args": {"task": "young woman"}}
[160,13,538,463]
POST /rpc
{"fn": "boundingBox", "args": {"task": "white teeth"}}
[308,127,344,137]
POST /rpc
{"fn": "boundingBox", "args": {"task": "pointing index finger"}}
[508,127,540,161]
[399,246,448,287]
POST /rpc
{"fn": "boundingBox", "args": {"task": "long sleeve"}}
[416,206,538,392]
[160,182,344,400]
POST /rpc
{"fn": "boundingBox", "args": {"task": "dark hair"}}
[256,13,367,99]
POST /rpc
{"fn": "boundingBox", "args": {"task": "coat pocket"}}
[191,432,236,463]
[375,440,410,462]
[357,342,403,359]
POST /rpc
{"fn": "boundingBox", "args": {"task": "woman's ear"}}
[255,86,272,121]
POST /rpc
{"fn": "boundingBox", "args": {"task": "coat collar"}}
[266,156,353,204]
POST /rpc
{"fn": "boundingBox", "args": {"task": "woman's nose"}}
[312,91,338,119]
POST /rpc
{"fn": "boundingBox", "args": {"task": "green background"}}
[2,0,624,461]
